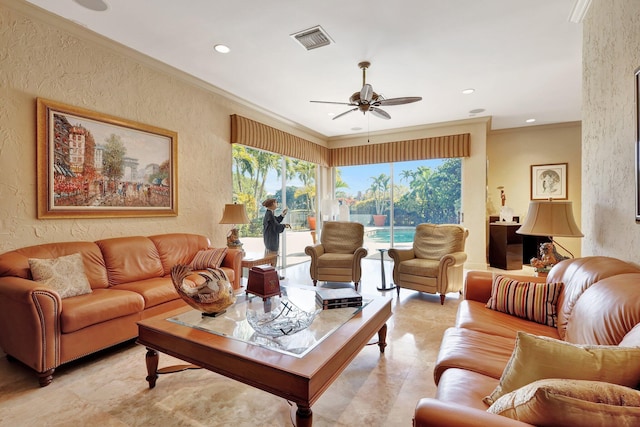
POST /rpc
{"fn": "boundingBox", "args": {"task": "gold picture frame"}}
[530,163,568,200]
[636,67,640,221]
[37,98,178,218]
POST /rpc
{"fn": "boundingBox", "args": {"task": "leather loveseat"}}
[414,256,640,426]
[0,233,242,387]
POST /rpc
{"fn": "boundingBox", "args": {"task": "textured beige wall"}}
[0,1,322,252]
[0,0,587,271]
[488,123,582,259]
[582,0,640,262]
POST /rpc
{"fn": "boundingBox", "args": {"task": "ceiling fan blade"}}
[376,96,423,106]
[360,84,374,103]
[370,107,391,120]
[310,100,355,106]
[332,107,358,120]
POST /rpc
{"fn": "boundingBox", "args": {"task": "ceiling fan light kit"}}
[310,61,422,120]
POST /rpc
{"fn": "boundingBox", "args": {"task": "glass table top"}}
[168,285,371,358]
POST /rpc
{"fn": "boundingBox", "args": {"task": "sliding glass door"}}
[335,158,461,250]
[232,145,316,268]
[233,143,462,267]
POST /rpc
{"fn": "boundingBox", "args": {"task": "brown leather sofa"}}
[414,256,640,426]
[0,233,242,387]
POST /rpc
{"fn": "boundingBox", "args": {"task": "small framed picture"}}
[530,163,567,200]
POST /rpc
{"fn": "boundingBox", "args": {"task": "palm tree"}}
[292,160,316,213]
[368,173,390,215]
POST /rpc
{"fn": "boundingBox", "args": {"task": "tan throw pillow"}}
[488,379,640,427]
[28,253,92,299]
[190,248,228,270]
[486,275,563,327]
[484,331,640,405]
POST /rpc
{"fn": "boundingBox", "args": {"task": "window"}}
[335,158,461,248]
[232,145,317,268]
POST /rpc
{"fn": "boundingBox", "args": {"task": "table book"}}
[315,287,362,309]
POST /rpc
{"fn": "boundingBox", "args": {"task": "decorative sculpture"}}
[171,264,236,316]
[530,242,568,273]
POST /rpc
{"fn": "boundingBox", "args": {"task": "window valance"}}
[230,114,470,167]
[230,114,329,166]
[330,133,470,166]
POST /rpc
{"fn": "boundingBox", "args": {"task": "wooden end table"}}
[241,252,277,275]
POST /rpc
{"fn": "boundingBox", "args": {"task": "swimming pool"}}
[367,228,415,243]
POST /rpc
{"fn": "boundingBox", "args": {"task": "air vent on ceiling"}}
[290,25,334,51]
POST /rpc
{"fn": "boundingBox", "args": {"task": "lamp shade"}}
[516,200,583,237]
[219,203,250,224]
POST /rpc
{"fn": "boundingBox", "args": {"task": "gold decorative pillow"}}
[486,275,563,327]
[484,331,640,405]
[488,379,640,426]
[28,253,92,299]
[190,248,228,270]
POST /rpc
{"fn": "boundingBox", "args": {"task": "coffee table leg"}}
[296,404,313,427]
[145,347,159,389]
[377,324,388,353]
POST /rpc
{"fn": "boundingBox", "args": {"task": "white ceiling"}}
[24,0,583,138]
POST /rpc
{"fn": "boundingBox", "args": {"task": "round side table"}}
[376,248,395,291]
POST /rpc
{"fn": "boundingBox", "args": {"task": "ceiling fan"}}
[310,61,422,120]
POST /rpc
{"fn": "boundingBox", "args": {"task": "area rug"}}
[0,292,459,426]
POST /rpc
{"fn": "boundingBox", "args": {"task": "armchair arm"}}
[304,244,325,281]
[414,399,533,427]
[220,249,243,290]
[388,247,415,263]
[351,247,368,284]
[388,248,416,285]
[440,251,467,268]
[436,251,468,295]
[0,276,62,373]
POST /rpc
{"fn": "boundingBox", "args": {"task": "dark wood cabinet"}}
[489,223,523,270]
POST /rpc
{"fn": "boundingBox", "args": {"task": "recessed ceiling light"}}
[73,0,108,11]
[351,127,362,131]
[214,44,230,54]
[469,108,485,114]
[462,88,475,95]
[526,118,536,123]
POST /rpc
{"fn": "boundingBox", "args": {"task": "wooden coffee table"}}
[137,291,391,427]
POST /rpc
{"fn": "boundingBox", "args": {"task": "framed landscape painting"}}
[37,98,178,218]
[530,163,567,200]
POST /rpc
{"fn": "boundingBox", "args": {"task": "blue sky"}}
[337,159,445,195]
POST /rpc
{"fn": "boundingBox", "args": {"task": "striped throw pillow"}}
[190,247,228,270]
[486,275,563,327]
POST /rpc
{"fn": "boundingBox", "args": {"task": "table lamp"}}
[516,199,583,273]
[219,203,250,250]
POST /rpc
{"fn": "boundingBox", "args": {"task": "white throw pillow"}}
[29,253,92,299]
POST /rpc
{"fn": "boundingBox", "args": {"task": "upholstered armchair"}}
[304,221,368,291]
[388,223,468,304]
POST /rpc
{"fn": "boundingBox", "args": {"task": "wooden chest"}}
[246,265,281,299]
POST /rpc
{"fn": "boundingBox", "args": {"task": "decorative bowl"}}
[171,264,236,316]
[246,296,320,337]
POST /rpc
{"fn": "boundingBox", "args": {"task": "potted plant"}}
[368,173,390,226]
